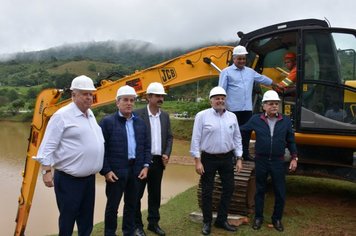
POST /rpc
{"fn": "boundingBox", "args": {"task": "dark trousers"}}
[136,155,164,229]
[232,111,252,160]
[53,171,95,236]
[200,152,234,224]
[104,167,139,236]
[254,158,286,222]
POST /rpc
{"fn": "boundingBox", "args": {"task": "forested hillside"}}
[0,39,231,120]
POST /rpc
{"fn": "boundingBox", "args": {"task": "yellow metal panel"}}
[344,81,356,103]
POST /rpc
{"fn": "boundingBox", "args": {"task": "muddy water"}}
[0,121,198,236]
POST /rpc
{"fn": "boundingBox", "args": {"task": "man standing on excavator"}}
[219,45,282,161]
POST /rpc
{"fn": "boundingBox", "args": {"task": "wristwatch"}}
[41,169,51,175]
[292,157,299,162]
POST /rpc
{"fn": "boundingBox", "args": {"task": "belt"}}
[202,150,234,158]
[55,170,93,179]
[128,159,136,166]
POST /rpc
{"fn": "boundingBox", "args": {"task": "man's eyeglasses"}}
[266,102,279,106]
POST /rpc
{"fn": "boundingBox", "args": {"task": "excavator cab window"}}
[299,30,356,134]
[246,31,298,117]
[246,28,356,134]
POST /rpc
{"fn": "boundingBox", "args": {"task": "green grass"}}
[47,60,118,79]
[66,176,356,236]
[170,119,194,140]
[171,139,191,157]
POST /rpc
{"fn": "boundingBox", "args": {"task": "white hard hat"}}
[209,86,226,99]
[147,82,167,95]
[233,45,248,55]
[70,75,96,91]
[116,85,137,99]
[262,90,281,102]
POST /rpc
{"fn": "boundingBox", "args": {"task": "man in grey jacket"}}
[135,82,173,236]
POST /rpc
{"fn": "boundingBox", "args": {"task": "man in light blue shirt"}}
[219,45,281,161]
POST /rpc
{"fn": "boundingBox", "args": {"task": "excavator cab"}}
[239,19,356,181]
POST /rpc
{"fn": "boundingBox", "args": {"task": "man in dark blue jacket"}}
[240,90,298,232]
[100,85,151,236]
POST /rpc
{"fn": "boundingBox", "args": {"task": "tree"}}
[0,96,9,106]
[52,72,77,89]
[26,87,40,99]
[9,99,25,115]
[88,63,97,72]
[8,89,19,101]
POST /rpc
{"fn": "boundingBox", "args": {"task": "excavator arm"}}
[14,45,233,236]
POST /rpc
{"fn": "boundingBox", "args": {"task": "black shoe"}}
[135,228,147,236]
[214,221,237,232]
[272,220,284,232]
[147,224,166,236]
[252,218,263,230]
[201,223,211,235]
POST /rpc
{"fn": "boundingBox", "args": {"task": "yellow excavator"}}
[14,19,356,235]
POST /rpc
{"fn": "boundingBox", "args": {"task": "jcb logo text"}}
[160,68,177,83]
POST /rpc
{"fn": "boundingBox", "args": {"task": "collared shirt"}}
[119,111,136,159]
[264,112,279,136]
[34,102,105,177]
[266,116,278,136]
[219,64,273,112]
[190,108,243,158]
[147,105,162,156]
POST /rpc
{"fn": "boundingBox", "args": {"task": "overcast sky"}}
[0,0,355,55]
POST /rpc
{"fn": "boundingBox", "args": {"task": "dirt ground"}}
[170,155,356,236]
[285,188,356,236]
[170,155,195,165]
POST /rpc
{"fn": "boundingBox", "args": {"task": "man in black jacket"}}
[134,82,173,236]
[240,90,298,232]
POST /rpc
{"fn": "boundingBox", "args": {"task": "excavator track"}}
[197,161,255,216]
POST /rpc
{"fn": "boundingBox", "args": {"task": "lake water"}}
[0,121,198,236]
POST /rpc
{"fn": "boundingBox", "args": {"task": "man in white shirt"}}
[135,82,173,236]
[34,75,105,236]
[190,86,243,235]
